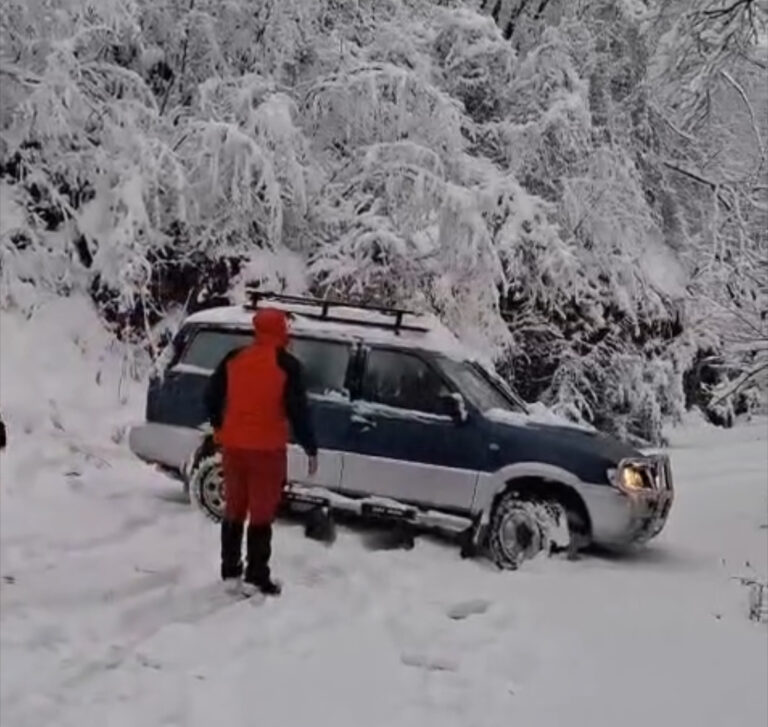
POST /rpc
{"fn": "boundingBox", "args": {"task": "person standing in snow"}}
[204,308,318,596]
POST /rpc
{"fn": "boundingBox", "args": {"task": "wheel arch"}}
[474,463,593,539]
[497,476,592,540]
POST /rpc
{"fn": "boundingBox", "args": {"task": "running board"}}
[284,482,473,533]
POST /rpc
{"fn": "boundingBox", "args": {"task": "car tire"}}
[189,451,225,523]
[488,493,565,570]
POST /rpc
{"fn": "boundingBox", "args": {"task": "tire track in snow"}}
[2,581,256,727]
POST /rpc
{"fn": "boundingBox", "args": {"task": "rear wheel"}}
[189,451,225,523]
[488,492,568,569]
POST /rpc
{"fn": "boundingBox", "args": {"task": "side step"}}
[284,482,473,534]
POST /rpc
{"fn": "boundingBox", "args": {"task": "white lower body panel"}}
[129,422,203,472]
[340,452,478,511]
[287,445,343,492]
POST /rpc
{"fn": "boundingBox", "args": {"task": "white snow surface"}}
[1,303,767,727]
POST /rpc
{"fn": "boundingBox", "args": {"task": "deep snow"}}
[1,302,766,727]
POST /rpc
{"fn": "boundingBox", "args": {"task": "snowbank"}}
[0,296,145,447]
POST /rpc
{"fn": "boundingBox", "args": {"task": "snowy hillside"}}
[1,300,766,727]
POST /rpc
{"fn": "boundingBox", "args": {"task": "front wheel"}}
[487,493,568,569]
[189,451,225,523]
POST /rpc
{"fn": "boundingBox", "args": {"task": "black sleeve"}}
[204,349,242,429]
[0,417,6,450]
[278,350,318,457]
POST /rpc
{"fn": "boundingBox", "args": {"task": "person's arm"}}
[204,349,241,430]
[0,416,6,451]
[278,350,318,458]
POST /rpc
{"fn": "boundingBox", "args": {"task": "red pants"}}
[222,448,287,526]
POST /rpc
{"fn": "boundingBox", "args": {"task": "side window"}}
[180,329,252,370]
[361,349,451,415]
[288,338,352,398]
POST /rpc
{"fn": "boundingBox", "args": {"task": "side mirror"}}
[441,392,468,424]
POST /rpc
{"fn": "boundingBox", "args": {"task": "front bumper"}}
[622,486,674,543]
[586,454,674,546]
[616,453,674,542]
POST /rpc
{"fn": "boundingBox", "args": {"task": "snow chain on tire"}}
[488,493,569,570]
[190,452,226,523]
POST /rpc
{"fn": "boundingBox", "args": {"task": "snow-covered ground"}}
[1,302,767,727]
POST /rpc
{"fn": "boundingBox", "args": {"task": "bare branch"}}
[718,68,767,178]
[710,360,768,405]
[159,0,196,116]
[703,0,753,20]
[662,161,734,210]
[0,63,41,86]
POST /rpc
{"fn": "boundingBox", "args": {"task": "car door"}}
[340,346,480,511]
[284,336,356,490]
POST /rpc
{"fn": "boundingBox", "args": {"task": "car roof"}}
[183,303,473,360]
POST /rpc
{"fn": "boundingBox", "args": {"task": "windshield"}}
[438,358,528,414]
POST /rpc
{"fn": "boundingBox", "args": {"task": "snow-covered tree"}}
[1,0,765,442]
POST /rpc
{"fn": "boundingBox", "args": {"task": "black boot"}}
[220,519,244,581]
[245,524,281,596]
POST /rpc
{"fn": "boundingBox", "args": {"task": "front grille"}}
[640,455,672,491]
[652,455,673,491]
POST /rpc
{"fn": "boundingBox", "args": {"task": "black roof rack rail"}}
[245,289,429,334]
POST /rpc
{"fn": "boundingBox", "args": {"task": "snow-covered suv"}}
[129,292,674,568]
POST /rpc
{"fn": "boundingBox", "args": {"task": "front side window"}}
[361,349,451,415]
[288,338,352,397]
[180,329,252,370]
[438,358,526,413]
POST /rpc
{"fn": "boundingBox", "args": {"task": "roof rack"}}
[245,289,430,334]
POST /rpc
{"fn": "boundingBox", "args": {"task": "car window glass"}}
[180,330,252,370]
[438,358,525,413]
[288,338,351,397]
[361,349,450,415]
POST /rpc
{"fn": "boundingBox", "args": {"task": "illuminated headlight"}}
[621,466,649,491]
[608,463,653,492]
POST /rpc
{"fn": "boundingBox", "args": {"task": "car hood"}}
[525,422,639,461]
[483,408,640,464]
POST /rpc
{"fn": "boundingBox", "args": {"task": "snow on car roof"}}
[183,303,473,359]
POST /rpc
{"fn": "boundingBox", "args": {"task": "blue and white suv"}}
[129,292,674,568]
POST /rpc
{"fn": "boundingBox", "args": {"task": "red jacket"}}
[204,309,317,454]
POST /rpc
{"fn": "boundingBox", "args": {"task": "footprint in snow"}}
[446,598,491,621]
[401,651,459,673]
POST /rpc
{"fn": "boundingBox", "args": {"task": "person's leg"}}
[245,524,274,588]
[220,448,248,581]
[244,449,287,594]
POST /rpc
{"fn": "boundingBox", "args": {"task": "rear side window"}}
[288,338,351,397]
[361,349,451,415]
[178,330,352,397]
[180,329,252,370]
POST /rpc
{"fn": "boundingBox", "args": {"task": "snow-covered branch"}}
[1,0,765,439]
